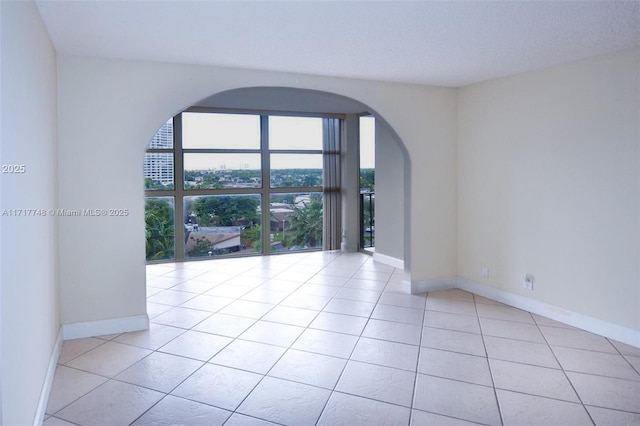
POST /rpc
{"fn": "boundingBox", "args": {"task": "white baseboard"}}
[456,277,640,349]
[34,328,63,425]
[62,314,149,340]
[410,276,640,349]
[411,277,457,294]
[372,253,404,270]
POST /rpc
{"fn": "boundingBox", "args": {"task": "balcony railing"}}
[360,191,375,249]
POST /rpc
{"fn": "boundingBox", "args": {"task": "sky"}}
[179,112,375,170]
[359,116,375,168]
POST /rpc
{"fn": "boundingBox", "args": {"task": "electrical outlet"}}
[481,267,489,278]
[523,274,534,290]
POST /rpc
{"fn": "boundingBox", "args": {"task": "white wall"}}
[0,1,60,423]
[375,120,405,263]
[458,48,640,331]
[56,55,457,326]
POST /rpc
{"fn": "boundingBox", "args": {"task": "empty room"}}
[1,1,639,425]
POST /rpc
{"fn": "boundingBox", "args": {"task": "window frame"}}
[144,108,344,262]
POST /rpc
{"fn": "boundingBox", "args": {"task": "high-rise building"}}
[149,119,173,149]
[144,119,174,186]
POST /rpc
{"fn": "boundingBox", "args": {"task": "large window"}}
[144,111,341,262]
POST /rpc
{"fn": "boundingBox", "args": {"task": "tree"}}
[144,178,165,190]
[145,198,175,260]
[187,236,214,257]
[193,195,260,226]
[241,225,261,251]
[285,198,323,248]
[360,168,375,192]
[302,173,320,187]
[193,196,259,226]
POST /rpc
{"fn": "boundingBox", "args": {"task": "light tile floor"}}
[46,251,640,425]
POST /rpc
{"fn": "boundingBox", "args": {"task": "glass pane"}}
[144,153,174,190]
[145,197,175,261]
[360,192,375,248]
[268,193,323,252]
[184,194,261,258]
[148,119,173,149]
[269,116,323,150]
[182,112,260,149]
[359,116,375,192]
[184,153,261,189]
[270,154,322,188]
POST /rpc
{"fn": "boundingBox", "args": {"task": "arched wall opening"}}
[143,87,410,270]
[57,57,458,333]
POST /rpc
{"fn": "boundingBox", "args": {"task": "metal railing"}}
[360,191,375,249]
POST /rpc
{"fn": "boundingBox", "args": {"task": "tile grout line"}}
[128,257,310,425]
[408,289,428,426]
[128,253,323,426]
[312,256,388,425]
[474,293,505,426]
[213,251,348,424]
[532,314,597,425]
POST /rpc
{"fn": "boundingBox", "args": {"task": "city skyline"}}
[145,115,376,187]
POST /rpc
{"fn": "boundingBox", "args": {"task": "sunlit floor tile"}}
[496,389,591,426]
[113,323,185,350]
[55,381,164,426]
[210,339,286,374]
[172,363,262,411]
[418,347,492,387]
[413,374,500,425]
[132,395,231,426]
[318,392,410,426]
[309,311,368,335]
[46,366,108,415]
[292,328,358,359]
[151,306,212,329]
[158,330,232,361]
[336,361,415,407]
[268,349,346,389]
[57,338,106,365]
[115,351,203,393]
[237,377,331,425]
[65,341,152,377]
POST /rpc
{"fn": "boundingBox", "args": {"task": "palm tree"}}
[285,198,323,248]
[145,198,175,260]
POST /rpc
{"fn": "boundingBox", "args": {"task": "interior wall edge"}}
[34,327,63,426]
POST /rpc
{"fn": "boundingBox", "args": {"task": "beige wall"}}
[375,120,406,262]
[0,1,60,423]
[57,55,458,325]
[458,49,640,330]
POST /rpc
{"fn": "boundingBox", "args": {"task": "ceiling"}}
[36,1,639,87]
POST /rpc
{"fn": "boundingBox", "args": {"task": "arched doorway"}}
[144,87,407,269]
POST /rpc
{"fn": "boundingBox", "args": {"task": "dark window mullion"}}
[269,150,323,155]
[182,149,262,155]
[174,114,185,262]
[269,187,323,194]
[260,115,271,255]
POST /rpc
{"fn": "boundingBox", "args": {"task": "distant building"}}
[144,120,174,186]
[149,119,173,149]
[185,229,242,254]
